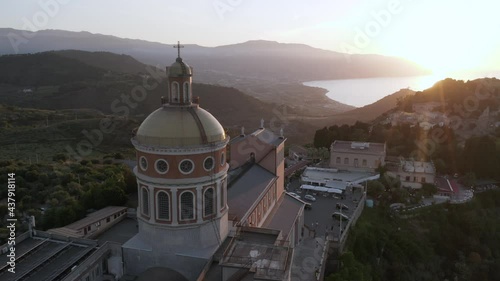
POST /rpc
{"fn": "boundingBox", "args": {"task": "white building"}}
[329,141,386,172]
[387,158,436,189]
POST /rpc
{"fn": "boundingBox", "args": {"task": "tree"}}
[375,165,388,177]
[313,127,333,148]
[421,183,438,197]
[461,136,500,178]
[433,158,447,173]
[367,180,385,198]
[326,251,372,281]
[462,172,476,187]
[380,174,400,190]
[53,153,68,162]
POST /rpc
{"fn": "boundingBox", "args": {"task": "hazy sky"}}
[1,0,499,74]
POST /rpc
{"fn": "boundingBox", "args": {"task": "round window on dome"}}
[204,157,214,171]
[220,152,225,166]
[140,156,148,171]
[155,159,169,174]
[179,159,194,174]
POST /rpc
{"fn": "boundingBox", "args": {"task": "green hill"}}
[0,104,138,161]
[0,51,317,150]
[0,52,105,87]
[399,78,500,114]
[55,50,150,75]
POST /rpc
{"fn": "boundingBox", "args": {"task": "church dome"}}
[168,57,192,77]
[135,105,226,147]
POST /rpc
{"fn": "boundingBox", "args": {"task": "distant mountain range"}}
[2,48,493,148]
[0,28,429,83]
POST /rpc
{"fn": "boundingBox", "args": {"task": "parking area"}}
[287,177,364,240]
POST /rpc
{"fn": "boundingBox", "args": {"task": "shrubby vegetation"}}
[0,158,136,242]
[327,190,500,281]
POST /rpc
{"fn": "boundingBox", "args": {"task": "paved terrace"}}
[220,228,292,280]
[96,217,138,245]
[290,237,327,281]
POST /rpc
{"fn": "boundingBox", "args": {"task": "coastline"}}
[303,71,500,107]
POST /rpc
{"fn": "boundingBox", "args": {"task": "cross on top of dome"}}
[173,41,184,59]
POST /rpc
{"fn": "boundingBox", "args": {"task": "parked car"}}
[336,203,349,210]
[332,212,349,221]
[287,192,301,200]
[304,194,316,202]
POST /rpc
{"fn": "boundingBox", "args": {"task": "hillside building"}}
[288,145,309,161]
[329,141,386,172]
[48,206,127,239]
[386,157,436,189]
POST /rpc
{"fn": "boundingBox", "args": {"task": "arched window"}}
[344,158,349,165]
[183,82,190,103]
[171,82,180,102]
[157,192,170,220]
[180,191,194,220]
[220,152,226,166]
[142,188,149,216]
[220,179,226,209]
[336,157,341,164]
[139,156,148,171]
[204,187,215,216]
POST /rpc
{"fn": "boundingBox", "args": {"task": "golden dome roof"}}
[168,57,192,77]
[135,105,226,147]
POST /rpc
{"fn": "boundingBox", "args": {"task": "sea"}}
[303,70,500,108]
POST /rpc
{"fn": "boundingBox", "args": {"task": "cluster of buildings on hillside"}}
[291,139,438,194]
[382,102,500,132]
[288,139,438,198]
